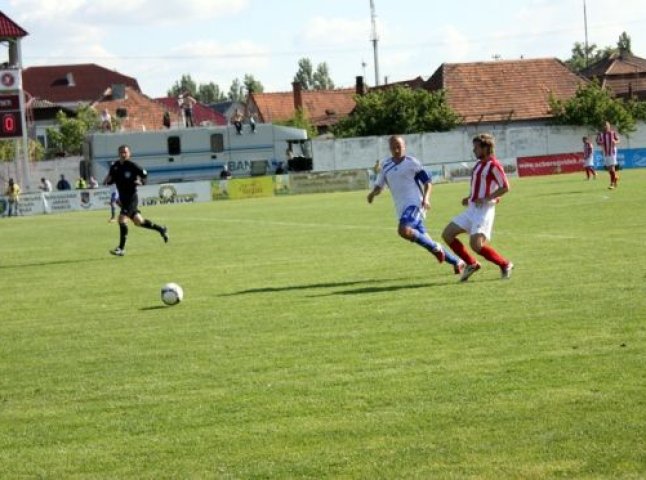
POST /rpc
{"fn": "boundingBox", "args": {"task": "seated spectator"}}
[75,177,87,189]
[232,109,243,135]
[57,174,71,191]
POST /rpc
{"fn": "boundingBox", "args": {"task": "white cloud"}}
[298,16,369,47]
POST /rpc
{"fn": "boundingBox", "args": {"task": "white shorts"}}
[603,154,617,167]
[584,155,594,168]
[450,202,496,240]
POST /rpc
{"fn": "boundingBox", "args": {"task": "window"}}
[210,134,224,153]
[168,136,181,155]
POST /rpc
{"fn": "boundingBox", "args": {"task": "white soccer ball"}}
[161,282,183,306]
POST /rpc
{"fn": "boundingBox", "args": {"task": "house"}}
[247,82,358,135]
[424,58,587,127]
[22,63,141,110]
[156,97,227,128]
[94,86,171,132]
[208,100,246,125]
[580,51,646,100]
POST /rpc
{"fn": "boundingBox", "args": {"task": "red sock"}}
[479,245,507,268]
[449,239,477,265]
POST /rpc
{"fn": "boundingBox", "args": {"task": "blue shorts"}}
[399,205,426,234]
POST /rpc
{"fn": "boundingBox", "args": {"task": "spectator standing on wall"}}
[100,109,113,132]
[232,110,243,135]
[582,136,596,180]
[179,91,197,127]
[596,121,620,189]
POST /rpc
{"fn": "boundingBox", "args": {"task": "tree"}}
[46,105,100,157]
[333,86,461,138]
[293,58,314,90]
[565,32,633,72]
[313,62,335,90]
[617,31,632,54]
[549,80,636,134]
[198,82,226,104]
[276,108,317,139]
[167,74,198,97]
[228,78,245,102]
[243,74,264,95]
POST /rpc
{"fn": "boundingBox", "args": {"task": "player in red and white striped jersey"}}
[596,121,620,189]
[442,133,514,282]
[582,136,596,180]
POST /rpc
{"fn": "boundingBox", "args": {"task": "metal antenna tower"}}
[370,0,380,85]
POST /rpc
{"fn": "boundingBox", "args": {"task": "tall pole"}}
[583,0,589,68]
[370,0,380,86]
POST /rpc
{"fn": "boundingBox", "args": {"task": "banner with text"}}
[517,153,583,177]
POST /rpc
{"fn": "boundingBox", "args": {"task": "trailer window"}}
[168,136,181,155]
[210,134,224,153]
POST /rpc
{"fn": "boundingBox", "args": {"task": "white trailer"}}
[81,124,312,184]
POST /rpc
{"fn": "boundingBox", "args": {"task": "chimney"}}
[292,81,303,111]
[355,76,366,95]
[66,72,75,87]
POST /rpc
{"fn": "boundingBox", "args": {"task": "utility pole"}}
[370,0,380,86]
[583,0,590,68]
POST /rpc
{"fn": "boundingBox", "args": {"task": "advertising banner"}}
[223,176,275,200]
[593,148,646,170]
[517,153,583,177]
[289,169,369,194]
[0,181,212,217]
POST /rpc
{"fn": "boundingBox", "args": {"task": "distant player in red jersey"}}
[582,136,596,180]
[596,121,620,189]
[442,133,514,282]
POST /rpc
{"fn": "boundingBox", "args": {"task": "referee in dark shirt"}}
[103,145,168,256]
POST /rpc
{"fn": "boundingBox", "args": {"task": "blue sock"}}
[442,248,461,267]
[411,231,439,253]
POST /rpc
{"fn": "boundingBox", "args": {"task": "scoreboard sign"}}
[0,95,23,138]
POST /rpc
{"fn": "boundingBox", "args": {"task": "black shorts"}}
[119,194,140,218]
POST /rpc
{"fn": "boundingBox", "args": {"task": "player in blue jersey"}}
[367,135,464,275]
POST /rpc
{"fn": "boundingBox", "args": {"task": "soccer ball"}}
[161,282,183,306]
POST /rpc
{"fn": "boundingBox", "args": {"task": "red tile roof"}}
[94,87,170,132]
[22,63,140,104]
[156,97,227,126]
[581,52,646,99]
[249,88,356,127]
[425,58,586,124]
[0,11,28,37]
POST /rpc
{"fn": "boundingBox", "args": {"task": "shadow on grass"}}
[222,278,407,296]
[0,257,113,269]
[140,305,172,311]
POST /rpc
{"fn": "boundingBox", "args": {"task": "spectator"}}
[100,109,113,132]
[249,113,256,133]
[275,162,286,175]
[89,176,99,188]
[232,109,243,134]
[179,91,197,127]
[108,185,119,223]
[219,165,232,196]
[5,178,20,217]
[75,177,87,189]
[163,110,171,129]
[39,177,53,192]
[57,174,71,191]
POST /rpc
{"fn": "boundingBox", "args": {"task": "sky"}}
[2,0,646,99]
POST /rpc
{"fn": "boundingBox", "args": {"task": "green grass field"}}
[1,170,645,479]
